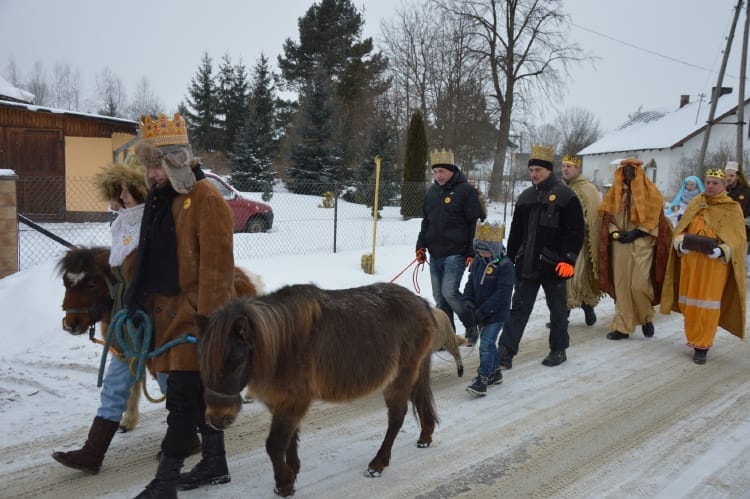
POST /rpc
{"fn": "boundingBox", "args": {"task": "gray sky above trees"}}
[0,0,745,133]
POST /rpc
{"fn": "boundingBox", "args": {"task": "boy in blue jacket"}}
[464,222,515,396]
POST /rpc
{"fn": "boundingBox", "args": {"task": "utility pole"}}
[737,1,749,174]
[698,0,744,168]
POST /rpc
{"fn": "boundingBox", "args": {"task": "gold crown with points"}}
[530,144,554,163]
[140,113,189,146]
[705,168,726,179]
[562,154,581,168]
[475,221,505,242]
[430,148,455,167]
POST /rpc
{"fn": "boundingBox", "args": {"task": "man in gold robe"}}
[598,158,672,340]
[660,168,747,364]
[562,155,602,326]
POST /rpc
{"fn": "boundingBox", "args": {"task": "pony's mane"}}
[56,247,110,277]
[200,285,323,388]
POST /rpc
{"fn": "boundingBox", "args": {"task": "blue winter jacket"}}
[463,242,515,326]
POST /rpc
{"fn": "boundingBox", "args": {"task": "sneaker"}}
[498,345,513,370]
[693,348,708,364]
[464,325,479,347]
[642,322,654,338]
[606,331,630,340]
[466,376,488,396]
[582,305,597,326]
[488,368,503,385]
[542,350,566,366]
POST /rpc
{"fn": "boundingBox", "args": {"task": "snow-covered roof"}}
[579,93,747,155]
[0,74,33,103]
[0,98,138,126]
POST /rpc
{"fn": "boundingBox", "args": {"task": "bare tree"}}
[435,0,586,200]
[128,77,163,120]
[3,59,22,87]
[95,67,126,117]
[555,107,601,155]
[27,61,49,105]
[51,63,81,110]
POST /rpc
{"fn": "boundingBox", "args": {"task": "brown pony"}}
[197,282,439,497]
[57,246,262,430]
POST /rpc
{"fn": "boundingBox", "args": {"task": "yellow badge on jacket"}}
[486,266,494,275]
[183,198,192,209]
[549,194,556,202]
[444,196,452,204]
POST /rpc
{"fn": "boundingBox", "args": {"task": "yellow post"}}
[367,155,383,275]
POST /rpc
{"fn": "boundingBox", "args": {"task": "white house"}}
[578,91,750,197]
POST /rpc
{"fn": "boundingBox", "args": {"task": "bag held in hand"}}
[681,233,718,254]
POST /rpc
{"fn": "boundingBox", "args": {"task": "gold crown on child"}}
[140,113,189,146]
[530,144,555,163]
[562,154,581,168]
[476,221,505,242]
[430,148,455,166]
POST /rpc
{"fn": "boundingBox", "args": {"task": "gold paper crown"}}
[562,154,581,168]
[705,168,726,179]
[530,144,554,163]
[475,221,505,242]
[140,113,189,146]
[430,148,455,167]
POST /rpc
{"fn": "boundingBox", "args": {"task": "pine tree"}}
[215,54,249,153]
[229,55,277,200]
[350,116,400,214]
[401,110,429,219]
[286,71,344,195]
[181,52,220,153]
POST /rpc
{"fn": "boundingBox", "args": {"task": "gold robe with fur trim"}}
[660,192,746,341]
[566,175,602,308]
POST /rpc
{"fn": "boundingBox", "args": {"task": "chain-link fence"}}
[17,177,439,270]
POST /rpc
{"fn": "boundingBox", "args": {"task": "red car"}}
[204,171,274,233]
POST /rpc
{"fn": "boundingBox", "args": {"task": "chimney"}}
[680,94,690,108]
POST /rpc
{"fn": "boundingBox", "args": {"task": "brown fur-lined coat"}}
[146,179,236,373]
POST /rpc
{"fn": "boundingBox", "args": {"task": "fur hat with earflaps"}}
[95,152,148,208]
[134,113,196,194]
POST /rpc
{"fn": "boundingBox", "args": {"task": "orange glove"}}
[465,256,474,267]
[555,262,574,279]
[416,248,427,264]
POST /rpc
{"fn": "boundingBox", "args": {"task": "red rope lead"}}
[389,257,428,294]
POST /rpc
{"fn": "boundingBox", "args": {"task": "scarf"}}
[109,204,144,267]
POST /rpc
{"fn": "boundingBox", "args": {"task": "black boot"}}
[582,304,596,326]
[134,454,183,499]
[488,368,503,386]
[466,375,489,396]
[693,348,708,364]
[176,432,231,490]
[542,349,567,367]
[52,416,119,474]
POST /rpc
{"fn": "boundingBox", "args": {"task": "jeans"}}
[477,322,503,377]
[499,274,569,355]
[97,355,137,422]
[429,254,471,330]
[96,354,168,423]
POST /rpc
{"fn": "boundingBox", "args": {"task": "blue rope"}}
[97,308,196,387]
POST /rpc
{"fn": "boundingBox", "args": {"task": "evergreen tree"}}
[348,116,400,214]
[216,54,249,153]
[279,0,389,176]
[181,52,220,152]
[401,110,429,219]
[286,71,344,195]
[229,54,277,200]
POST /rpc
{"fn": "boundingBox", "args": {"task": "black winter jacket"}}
[416,169,485,258]
[507,173,585,280]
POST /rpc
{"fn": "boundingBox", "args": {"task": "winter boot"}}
[176,432,231,490]
[693,348,708,364]
[52,416,119,474]
[466,375,489,396]
[157,432,201,460]
[134,454,184,499]
[582,304,597,326]
[464,326,480,347]
[642,322,655,338]
[487,368,503,386]
[542,349,567,367]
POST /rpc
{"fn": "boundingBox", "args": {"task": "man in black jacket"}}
[498,144,585,367]
[416,149,485,346]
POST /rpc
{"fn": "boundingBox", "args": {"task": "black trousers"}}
[499,273,570,355]
[161,370,222,459]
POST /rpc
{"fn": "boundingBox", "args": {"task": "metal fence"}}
[16,177,436,270]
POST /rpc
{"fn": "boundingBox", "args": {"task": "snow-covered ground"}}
[2,197,750,498]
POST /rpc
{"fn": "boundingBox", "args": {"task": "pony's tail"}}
[411,352,439,446]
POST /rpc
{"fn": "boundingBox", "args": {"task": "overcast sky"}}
[1,0,747,133]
